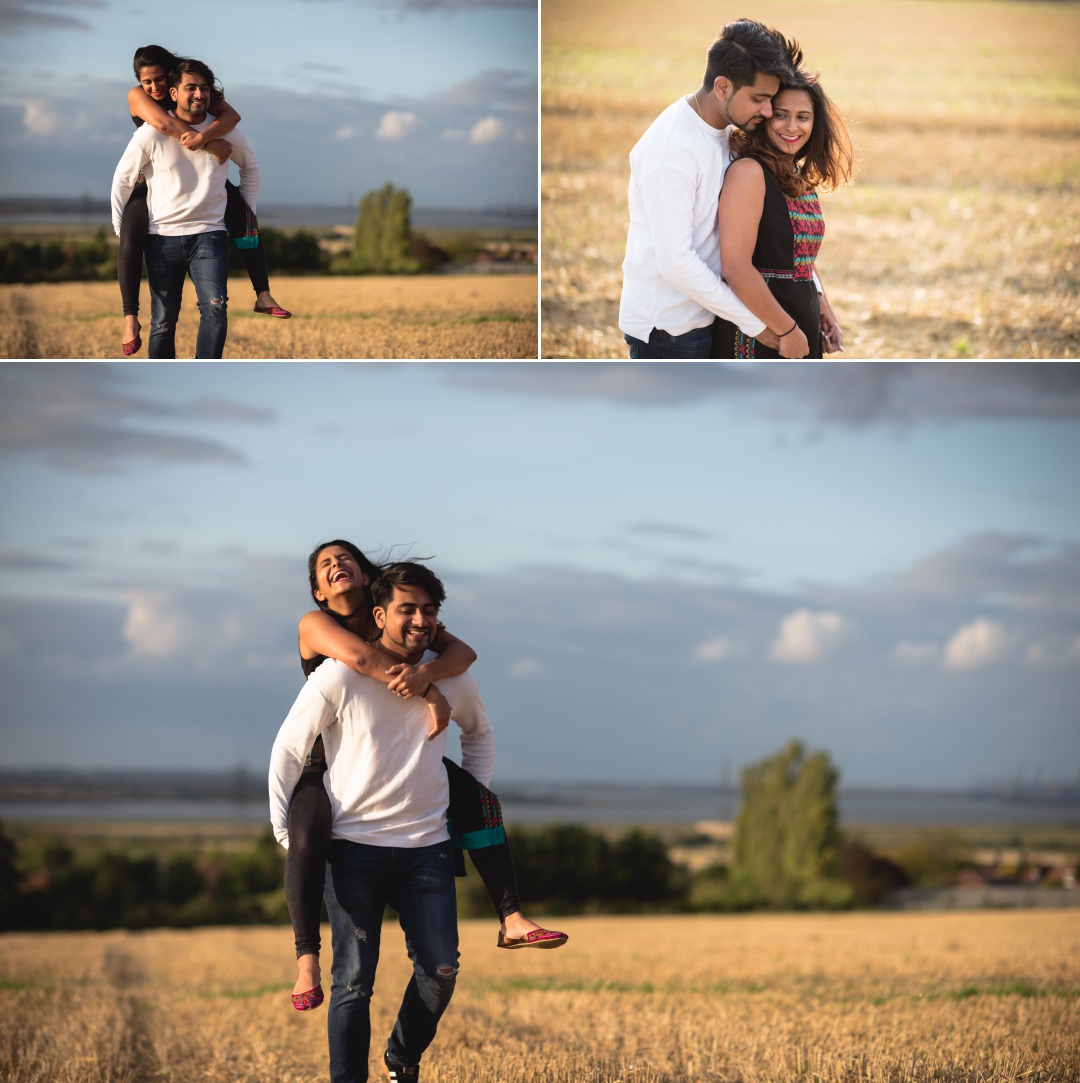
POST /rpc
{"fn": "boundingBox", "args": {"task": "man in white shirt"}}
[269,562,494,1083]
[619,19,809,359]
[110,59,260,359]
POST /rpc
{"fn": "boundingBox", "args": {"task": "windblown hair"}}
[702,18,799,92]
[371,562,446,612]
[132,44,180,80]
[168,56,224,100]
[731,70,854,198]
[307,539,385,611]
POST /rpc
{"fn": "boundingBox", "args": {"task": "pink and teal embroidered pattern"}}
[786,191,824,280]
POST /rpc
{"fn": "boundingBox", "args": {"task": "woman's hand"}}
[820,295,844,353]
[204,138,233,165]
[180,130,207,150]
[386,663,432,699]
[423,685,451,741]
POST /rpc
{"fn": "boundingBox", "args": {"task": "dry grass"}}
[541,0,1080,359]
[0,274,538,360]
[2,910,1078,1082]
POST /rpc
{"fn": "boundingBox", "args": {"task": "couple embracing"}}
[619,18,854,359]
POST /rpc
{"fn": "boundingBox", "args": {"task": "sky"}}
[0,0,538,211]
[1,361,1078,792]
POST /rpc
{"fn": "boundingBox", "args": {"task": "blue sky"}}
[0,0,537,210]
[1,361,1078,790]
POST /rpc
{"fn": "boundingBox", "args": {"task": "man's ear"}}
[712,76,731,100]
[170,85,178,102]
[373,606,387,630]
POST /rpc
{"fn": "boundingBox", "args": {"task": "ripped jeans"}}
[144,230,229,358]
[324,839,459,1083]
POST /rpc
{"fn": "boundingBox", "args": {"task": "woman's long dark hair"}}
[732,71,854,198]
[132,44,225,106]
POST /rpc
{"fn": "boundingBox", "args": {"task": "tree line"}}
[1,184,509,284]
[1,741,983,933]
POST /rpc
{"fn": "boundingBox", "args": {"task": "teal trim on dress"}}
[233,235,260,249]
[451,824,507,851]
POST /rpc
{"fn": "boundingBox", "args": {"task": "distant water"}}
[1,783,1077,828]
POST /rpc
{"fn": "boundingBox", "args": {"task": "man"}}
[620,19,833,359]
[269,562,494,1083]
[110,59,260,359]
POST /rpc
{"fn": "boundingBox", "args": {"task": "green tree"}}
[730,739,851,909]
[352,182,420,273]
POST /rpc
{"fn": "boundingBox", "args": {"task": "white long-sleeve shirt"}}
[619,97,766,342]
[268,657,495,850]
[110,114,260,237]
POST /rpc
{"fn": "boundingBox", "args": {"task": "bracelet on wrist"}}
[777,321,798,338]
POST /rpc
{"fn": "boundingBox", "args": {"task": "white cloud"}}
[334,125,358,140]
[469,116,506,144]
[376,111,419,141]
[507,656,543,678]
[695,637,741,662]
[891,640,940,665]
[942,617,1009,671]
[769,609,856,664]
[121,591,201,658]
[22,99,59,136]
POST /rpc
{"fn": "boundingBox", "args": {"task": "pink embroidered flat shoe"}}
[254,302,292,319]
[291,984,324,1011]
[497,927,568,950]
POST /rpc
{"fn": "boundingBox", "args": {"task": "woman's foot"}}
[254,290,291,319]
[291,952,323,1010]
[498,913,568,950]
[122,315,142,356]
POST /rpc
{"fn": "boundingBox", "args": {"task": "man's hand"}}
[820,295,844,353]
[756,327,780,350]
[423,684,451,741]
[779,324,810,358]
[180,130,207,150]
[386,663,430,699]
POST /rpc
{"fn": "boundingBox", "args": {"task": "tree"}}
[729,739,852,908]
[352,182,420,273]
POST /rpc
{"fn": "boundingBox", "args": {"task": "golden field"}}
[2,910,1078,1082]
[541,0,1080,359]
[0,274,538,360]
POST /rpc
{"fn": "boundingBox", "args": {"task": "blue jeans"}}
[324,839,459,1083]
[624,321,715,359]
[145,231,229,359]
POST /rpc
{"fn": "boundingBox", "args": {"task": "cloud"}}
[942,618,1010,671]
[627,522,715,542]
[0,0,103,35]
[441,363,1080,423]
[0,364,262,474]
[769,609,857,664]
[469,116,506,144]
[695,637,742,662]
[376,110,419,140]
[507,656,543,677]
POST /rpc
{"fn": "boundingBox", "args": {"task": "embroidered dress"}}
[712,156,825,358]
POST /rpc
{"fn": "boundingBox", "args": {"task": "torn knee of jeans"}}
[353,926,368,943]
[436,963,458,981]
[209,296,224,306]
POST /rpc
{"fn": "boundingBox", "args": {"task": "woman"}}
[287,539,567,1012]
[712,69,853,358]
[119,44,290,357]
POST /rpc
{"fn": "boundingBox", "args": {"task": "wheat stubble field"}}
[2,910,1077,1082]
[541,0,1080,359]
[0,274,538,360]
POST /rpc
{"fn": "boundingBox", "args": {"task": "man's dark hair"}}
[169,57,217,91]
[702,18,800,92]
[132,44,180,79]
[371,562,446,612]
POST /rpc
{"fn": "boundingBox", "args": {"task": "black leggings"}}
[284,757,522,959]
[116,179,270,317]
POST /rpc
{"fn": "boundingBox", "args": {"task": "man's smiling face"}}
[374,585,440,660]
[170,73,211,121]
